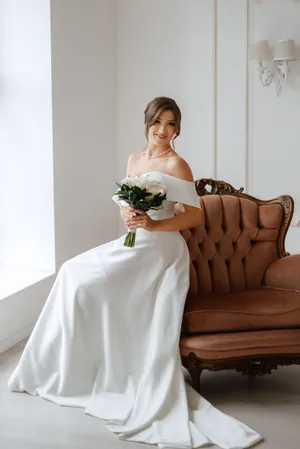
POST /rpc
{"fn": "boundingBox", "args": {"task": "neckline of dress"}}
[140,171,195,184]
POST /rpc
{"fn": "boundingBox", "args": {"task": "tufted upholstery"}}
[179,181,300,392]
[181,195,283,295]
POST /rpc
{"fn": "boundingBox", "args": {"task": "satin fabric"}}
[8,172,262,449]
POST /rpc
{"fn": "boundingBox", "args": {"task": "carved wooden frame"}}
[181,352,300,393]
[195,178,294,257]
[180,178,298,393]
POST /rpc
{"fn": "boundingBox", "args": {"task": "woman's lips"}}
[156,134,166,139]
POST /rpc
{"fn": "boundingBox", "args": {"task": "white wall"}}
[51,0,118,267]
[0,0,118,352]
[216,0,249,189]
[0,0,55,272]
[248,0,300,253]
[117,0,215,183]
[117,0,300,252]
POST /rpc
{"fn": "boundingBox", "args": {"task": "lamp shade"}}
[273,39,296,61]
[249,40,272,62]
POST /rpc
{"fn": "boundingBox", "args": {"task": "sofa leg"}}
[190,367,202,393]
[187,352,202,393]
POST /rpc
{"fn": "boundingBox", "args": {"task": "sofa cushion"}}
[180,329,300,360]
[183,287,300,334]
[181,195,283,295]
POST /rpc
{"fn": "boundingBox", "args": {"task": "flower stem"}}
[124,231,136,247]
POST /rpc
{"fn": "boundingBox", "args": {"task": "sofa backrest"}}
[181,179,294,295]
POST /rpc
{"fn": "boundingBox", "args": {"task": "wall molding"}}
[215,0,249,189]
[212,0,217,179]
[245,0,250,192]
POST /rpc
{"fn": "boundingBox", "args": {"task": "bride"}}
[8,97,262,449]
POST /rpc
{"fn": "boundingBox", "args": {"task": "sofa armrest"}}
[263,254,300,291]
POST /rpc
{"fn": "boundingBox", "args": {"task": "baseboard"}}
[0,323,34,354]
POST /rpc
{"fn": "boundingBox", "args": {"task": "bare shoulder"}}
[127,152,141,163]
[126,152,141,175]
[168,156,194,182]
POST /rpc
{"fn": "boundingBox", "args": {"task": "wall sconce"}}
[249,40,273,86]
[250,39,298,96]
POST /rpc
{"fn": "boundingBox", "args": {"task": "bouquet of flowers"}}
[114,176,168,247]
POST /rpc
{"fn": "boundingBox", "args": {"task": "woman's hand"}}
[124,209,157,232]
[120,206,135,222]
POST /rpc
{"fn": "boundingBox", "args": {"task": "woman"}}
[8,97,262,449]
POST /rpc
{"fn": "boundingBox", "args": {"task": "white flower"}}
[120,177,167,197]
[136,177,150,190]
[121,176,139,188]
[147,181,168,196]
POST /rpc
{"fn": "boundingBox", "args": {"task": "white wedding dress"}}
[8,171,262,449]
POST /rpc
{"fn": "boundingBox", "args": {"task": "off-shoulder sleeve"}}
[166,177,201,209]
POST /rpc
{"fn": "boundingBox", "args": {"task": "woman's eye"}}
[154,120,175,126]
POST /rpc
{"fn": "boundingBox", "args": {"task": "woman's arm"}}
[155,204,202,231]
[127,203,202,232]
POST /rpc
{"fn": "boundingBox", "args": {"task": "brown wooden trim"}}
[181,352,300,393]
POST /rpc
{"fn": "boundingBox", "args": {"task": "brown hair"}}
[144,97,181,148]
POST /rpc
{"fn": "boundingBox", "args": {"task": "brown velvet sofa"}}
[179,178,300,392]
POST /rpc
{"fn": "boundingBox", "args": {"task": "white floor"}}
[1,339,299,449]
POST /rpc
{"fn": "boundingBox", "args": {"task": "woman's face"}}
[147,110,177,148]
